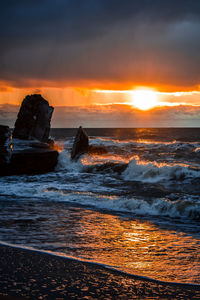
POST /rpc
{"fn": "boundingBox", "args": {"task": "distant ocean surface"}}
[0,128,200,284]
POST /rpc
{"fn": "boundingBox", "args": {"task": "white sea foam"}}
[56,149,83,172]
[123,158,200,183]
[95,196,200,219]
[40,188,200,220]
[1,138,200,221]
[0,173,199,220]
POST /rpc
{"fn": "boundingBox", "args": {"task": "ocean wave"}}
[1,146,199,221]
[0,175,199,221]
[56,149,200,182]
[98,196,200,220]
[89,138,166,155]
[123,158,200,183]
[88,138,200,164]
[90,137,200,150]
[42,188,200,220]
[56,150,128,174]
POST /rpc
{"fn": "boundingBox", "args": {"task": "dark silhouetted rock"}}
[0,147,58,176]
[0,125,12,165]
[71,126,89,159]
[0,95,58,176]
[13,94,54,142]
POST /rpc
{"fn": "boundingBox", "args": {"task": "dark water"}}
[0,128,199,284]
[51,127,200,142]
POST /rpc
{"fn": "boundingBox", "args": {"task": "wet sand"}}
[0,244,199,299]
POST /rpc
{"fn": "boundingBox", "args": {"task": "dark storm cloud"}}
[0,1,200,89]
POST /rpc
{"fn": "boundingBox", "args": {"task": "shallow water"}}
[0,128,200,284]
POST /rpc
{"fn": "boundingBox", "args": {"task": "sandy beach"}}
[0,243,199,299]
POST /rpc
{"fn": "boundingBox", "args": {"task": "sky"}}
[0,0,200,127]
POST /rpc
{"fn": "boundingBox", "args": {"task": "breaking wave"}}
[1,133,200,222]
[94,195,200,220]
[57,149,200,183]
[123,158,200,183]
[40,187,200,220]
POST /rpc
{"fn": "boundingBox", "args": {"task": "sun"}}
[132,90,158,110]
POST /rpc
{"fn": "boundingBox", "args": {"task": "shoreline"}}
[0,243,200,299]
[1,241,200,289]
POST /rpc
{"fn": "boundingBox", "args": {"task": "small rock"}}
[71,126,89,159]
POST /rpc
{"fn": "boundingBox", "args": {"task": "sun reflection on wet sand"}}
[44,208,200,284]
[0,200,199,284]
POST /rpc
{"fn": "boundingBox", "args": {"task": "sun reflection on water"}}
[45,208,200,284]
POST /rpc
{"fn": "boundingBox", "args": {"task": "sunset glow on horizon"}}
[0,1,200,127]
[0,84,200,109]
[93,88,200,110]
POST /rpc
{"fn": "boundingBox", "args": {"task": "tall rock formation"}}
[13,94,54,142]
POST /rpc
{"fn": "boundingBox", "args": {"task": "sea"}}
[0,128,199,285]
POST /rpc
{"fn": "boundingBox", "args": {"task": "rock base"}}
[0,148,58,176]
